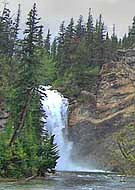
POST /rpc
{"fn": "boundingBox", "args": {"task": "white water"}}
[41,86,105,172]
[41,86,74,170]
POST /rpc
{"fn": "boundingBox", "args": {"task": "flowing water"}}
[0,172,135,190]
[41,86,73,171]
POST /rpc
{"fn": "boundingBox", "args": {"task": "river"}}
[0,171,135,190]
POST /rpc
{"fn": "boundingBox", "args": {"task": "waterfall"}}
[41,86,104,172]
[41,86,73,171]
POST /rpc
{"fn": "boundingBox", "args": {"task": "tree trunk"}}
[9,88,33,146]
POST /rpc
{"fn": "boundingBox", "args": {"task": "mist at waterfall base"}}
[41,86,103,172]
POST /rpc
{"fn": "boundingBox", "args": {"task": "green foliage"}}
[0,3,58,179]
[39,53,57,85]
[44,29,51,55]
[112,125,135,174]
[54,11,120,97]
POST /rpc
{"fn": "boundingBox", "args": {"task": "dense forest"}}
[0,2,135,178]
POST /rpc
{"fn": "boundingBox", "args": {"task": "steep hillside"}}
[68,49,135,172]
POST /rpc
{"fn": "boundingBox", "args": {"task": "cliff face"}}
[68,49,135,171]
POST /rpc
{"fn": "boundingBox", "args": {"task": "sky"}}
[1,0,135,38]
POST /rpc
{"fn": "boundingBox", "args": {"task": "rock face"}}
[68,49,135,171]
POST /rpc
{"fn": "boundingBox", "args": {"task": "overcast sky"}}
[2,0,135,38]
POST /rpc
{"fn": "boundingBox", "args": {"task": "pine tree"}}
[57,21,65,49]
[57,21,65,62]
[65,18,75,40]
[23,3,41,57]
[0,5,13,55]
[14,4,21,42]
[51,37,57,60]
[10,2,42,146]
[85,9,94,66]
[75,15,85,41]
[56,21,66,74]
[94,14,106,68]
[104,32,112,60]
[37,25,44,47]
[111,24,118,54]
[63,18,76,67]
[127,16,135,47]
[44,29,51,55]
[86,8,94,44]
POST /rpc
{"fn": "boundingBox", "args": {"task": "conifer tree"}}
[10,2,42,145]
[0,5,13,55]
[57,21,65,61]
[75,15,85,41]
[51,37,57,60]
[37,25,44,47]
[44,29,51,55]
[86,9,94,66]
[14,4,21,42]
[86,8,94,44]
[111,24,118,54]
[104,32,112,60]
[127,16,135,47]
[94,14,106,68]
[56,21,66,73]
[65,18,75,40]
[63,18,76,67]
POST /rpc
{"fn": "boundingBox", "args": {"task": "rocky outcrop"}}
[68,49,135,171]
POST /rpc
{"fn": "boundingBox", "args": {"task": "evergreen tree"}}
[63,18,76,68]
[10,2,42,145]
[44,29,51,55]
[51,37,57,60]
[94,14,106,68]
[86,8,94,44]
[65,18,75,40]
[129,16,135,44]
[85,9,94,66]
[57,21,65,65]
[23,3,41,57]
[104,32,112,60]
[111,24,118,54]
[75,15,85,41]
[0,5,13,55]
[37,25,44,47]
